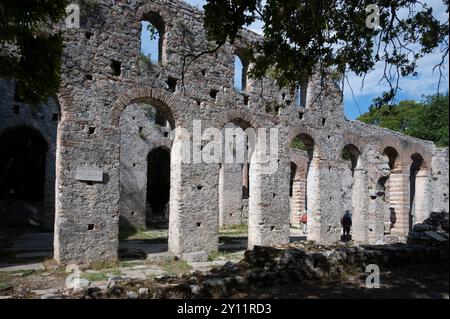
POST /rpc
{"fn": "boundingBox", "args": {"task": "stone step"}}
[0,263,46,272]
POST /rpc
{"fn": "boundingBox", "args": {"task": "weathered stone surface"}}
[182,251,209,263]
[0,0,448,264]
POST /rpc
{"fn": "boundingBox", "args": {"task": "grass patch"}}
[119,227,168,243]
[120,260,143,268]
[83,271,109,282]
[0,272,12,288]
[87,260,119,271]
[157,260,192,276]
[109,269,123,277]
[219,236,247,245]
[0,270,31,291]
[14,269,40,277]
[146,273,157,281]
[219,224,248,237]
[81,266,124,282]
[119,226,146,241]
[208,250,240,261]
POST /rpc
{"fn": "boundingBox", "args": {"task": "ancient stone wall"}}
[0,0,447,264]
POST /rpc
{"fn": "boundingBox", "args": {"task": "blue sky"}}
[142,0,449,120]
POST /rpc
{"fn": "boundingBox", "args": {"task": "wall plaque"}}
[76,167,103,182]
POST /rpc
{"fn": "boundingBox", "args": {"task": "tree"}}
[358,100,422,133]
[408,93,449,147]
[358,93,449,147]
[202,0,449,106]
[0,0,68,104]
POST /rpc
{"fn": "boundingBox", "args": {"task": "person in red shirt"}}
[300,212,307,234]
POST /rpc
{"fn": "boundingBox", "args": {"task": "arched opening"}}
[295,76,308,108]
[290,162,297,198]
[368,175,390,244]
[0,127,48,228]
[234,51,249,92]
[218,121,252,253]
[289,157,308,236]
[410,153,429,228]
[289,134,317,241]
[0,126,55,266]
[118,100,174,260]
[382,146,405,235]
[146,147,170,228]
[340,144,365,242]
[140,12,165,64]
[242,162,250,200]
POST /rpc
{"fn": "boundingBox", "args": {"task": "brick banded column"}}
[389,165,411,237]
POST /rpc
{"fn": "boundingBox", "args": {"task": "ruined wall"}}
[0,0,439,263]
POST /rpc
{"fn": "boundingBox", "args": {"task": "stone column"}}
[412,170,431,225]
[389,166,411,237]
[351,167,369,243]
[54,121,120,264]
[168,129,219,261]
[290,176,306,228]
[307,160,342,245]
[248,141,290,249]
[367,182,389,245]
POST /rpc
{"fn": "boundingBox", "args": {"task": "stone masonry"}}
[0,0,448,264]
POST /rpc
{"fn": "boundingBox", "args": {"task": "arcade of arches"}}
[0,0,448,264]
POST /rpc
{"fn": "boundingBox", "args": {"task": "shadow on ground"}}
[234,262,449,299]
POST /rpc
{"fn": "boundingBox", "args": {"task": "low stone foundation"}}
[60,240,449,299]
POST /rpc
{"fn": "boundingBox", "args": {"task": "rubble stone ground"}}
[0,221,447,299]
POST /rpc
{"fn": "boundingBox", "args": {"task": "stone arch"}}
[286,127,321,159]
[135,4,173,65]
[378,142,433,236]
[57,88,76,122]
[112,87,186,127]
[214,109,263,130]
[287,131,320,241]
[407,147,432,171]
[0,125,50,149]
[288,132,318,161]
[341,144,363,171]
[0,126,49,227]
[376,136,409,163]
[381,145,404,235]
[146,146,171,227]
[340,143,367,243]
[288,150,309,229]
[139,10,166,65]
[339,133,366,160]
[234,47,250,92]
[383,146,401,171]
[135,3,174,27]
[118,97,175,233]
[218,119,252,240]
